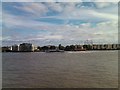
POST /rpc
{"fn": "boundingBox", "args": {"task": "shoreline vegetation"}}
[1,43,120,52]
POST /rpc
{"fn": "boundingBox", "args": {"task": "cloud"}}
[91,11,118,20]
[43,35,63,39]
[94,2,116,8]
[14,3,48,17]
[3,12,118,44]
[2,2,118,45]
[3,11,57,30]
[3,2,118,20]
[37,3,117,22]
[3,20,117,43]
[9,34,63,41]
[45,2,63,12]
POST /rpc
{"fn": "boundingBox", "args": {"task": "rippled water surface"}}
[2,51,118,88]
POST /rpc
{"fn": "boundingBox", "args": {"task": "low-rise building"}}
[92,44,97,50]
[112,44,118,50]
[106,44,112,50]
[2,46,11,52]
[75,45,83,51]
[116,44,120,49]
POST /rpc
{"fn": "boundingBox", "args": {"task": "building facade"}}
[11,44,19,51]
[19,43,34,52]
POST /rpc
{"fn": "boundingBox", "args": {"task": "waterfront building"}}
[19,43,34,52]
[12,44,19,51]
[114,44,120,50]
[110,44,118,50]
[95,44,102,50]
[75,45,80,51]
[107,44,112,50]
[34,46,39,51]
[103,44,106,49]
[92,44,106,50]
[92,44,97,50]
[99,45,103,50]
[101,44,105,50]
[111,44,116,50]
[112,44,118,50]
[116,44,120,49]
[2,46,11,52]
[96,44,100,50]
[92,44,120,50]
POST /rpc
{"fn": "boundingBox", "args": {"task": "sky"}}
[2,1,119,46]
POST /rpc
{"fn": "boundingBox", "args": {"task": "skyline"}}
[2,2,118,46]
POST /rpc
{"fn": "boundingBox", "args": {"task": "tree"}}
[83,45,92,50]
[41,46,49,51]
[58,44,64,50]
[65,45,70,51]
[37,46,41,50]
[70,45,75,51]
[50,46,56,49]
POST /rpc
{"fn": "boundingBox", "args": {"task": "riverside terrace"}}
[1,43,120,52]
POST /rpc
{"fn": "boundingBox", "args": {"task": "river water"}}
[2,51,118,88]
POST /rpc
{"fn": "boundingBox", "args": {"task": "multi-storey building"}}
[11,44,19,51]
[19,43,34,52]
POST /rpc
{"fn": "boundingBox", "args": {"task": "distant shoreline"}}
[1,43,120,52]
[1,49,119,53]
